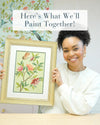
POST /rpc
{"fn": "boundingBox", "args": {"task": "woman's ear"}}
[83,45,86,57]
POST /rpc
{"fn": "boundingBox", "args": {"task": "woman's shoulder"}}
[86,67,100,76]
[85,67,100,82]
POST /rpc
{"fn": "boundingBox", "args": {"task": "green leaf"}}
[21,61,24,67]
[25,81,29,86]
[26,66,28,72]
[17,72,21,77]
[16,82,20,87]
[40,63,44,65]
[37,68,43,71]
[1,9,5,14]
[39,77,43,81]
[33,63,36,66]
[35,53,39,57]
[33,70,38,73]
[39,63,44,67]
[20,72,23,77]
[24,88,29,91]
[32,85,34,90]
[37,60,39,64]
[21,81,24,88]
[29,71,33,74]
[23,67,25,71]
[33,75,38,78]
[27,72,30,75]
[32,53,34,57]
[15,71,19,75]
[35,56,40,59]
[34,58,36,61]
[2,2,5,6]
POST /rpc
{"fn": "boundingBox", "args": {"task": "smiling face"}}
[62,36,86,71]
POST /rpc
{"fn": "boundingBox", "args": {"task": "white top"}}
[40,63,100,115]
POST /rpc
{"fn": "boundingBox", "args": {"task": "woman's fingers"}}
[0,69,5,73]
[0,63,3,67]
[0,69,5,80]
[52,68,60,83]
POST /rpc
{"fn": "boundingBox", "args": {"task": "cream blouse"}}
[40,63,100,115]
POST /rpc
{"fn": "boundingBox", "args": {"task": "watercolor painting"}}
[14,51,45,94]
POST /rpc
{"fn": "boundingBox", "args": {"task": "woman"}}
[40,31,100,115]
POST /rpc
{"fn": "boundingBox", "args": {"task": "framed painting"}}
[0,38,57,106]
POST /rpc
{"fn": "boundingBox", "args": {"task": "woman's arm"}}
[52,68,100,115]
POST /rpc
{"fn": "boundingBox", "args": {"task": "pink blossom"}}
[26,64,34,71]
[17,66,23,71]
[8,27,10,30]
[31,1,35,4]
[46,8,49,10]
[23,7,28,10]
[46,0,49,2]
[0,52,3,54]
[31,78,39,85]
[29,38,32,40]
[30,57,34,61]
[11,17,13,21]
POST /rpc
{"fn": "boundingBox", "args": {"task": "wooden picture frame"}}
[0,38,57,106]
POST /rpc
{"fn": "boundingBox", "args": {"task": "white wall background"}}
[0,0,100,113]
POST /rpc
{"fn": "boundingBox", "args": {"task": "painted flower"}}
[11,17,13,21]
[29,38,32,40]
[17,66,23,71]
[46,8,49,10]
[46,0,49,2]
[26,64,34,71]
[0,51,3,54]
[8,27,10,30]
[31,1,35,4]
[31,78,39,85]
[30,57,34,61]
[23,7,28,10]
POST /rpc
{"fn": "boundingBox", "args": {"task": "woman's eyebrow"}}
[72,44,79,48]
[63,44,79,50]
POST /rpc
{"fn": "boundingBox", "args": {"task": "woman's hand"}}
[52,68,63,86]
[0,63,4,80]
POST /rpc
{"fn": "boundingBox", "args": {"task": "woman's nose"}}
[68,50,74,56]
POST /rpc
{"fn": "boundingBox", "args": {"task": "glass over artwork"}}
[14,51,45,94]
[1,39,57,106]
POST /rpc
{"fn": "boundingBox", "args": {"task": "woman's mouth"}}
[69,58,78,63]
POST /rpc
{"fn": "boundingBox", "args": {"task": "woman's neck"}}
[67,64,86,72]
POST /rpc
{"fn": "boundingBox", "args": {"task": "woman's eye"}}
[63,50,69,52]
[73,48,79,51]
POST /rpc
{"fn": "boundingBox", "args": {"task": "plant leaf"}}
[33,75,38,78]
[25,82,29,86]
[32,85,34,90]
[38,68,43,71]
[21,81,24,88]
[27,72,30,75]
[24,88,29,91]
[16,82,20,87]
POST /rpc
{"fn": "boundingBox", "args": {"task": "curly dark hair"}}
[57,31,91,49]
